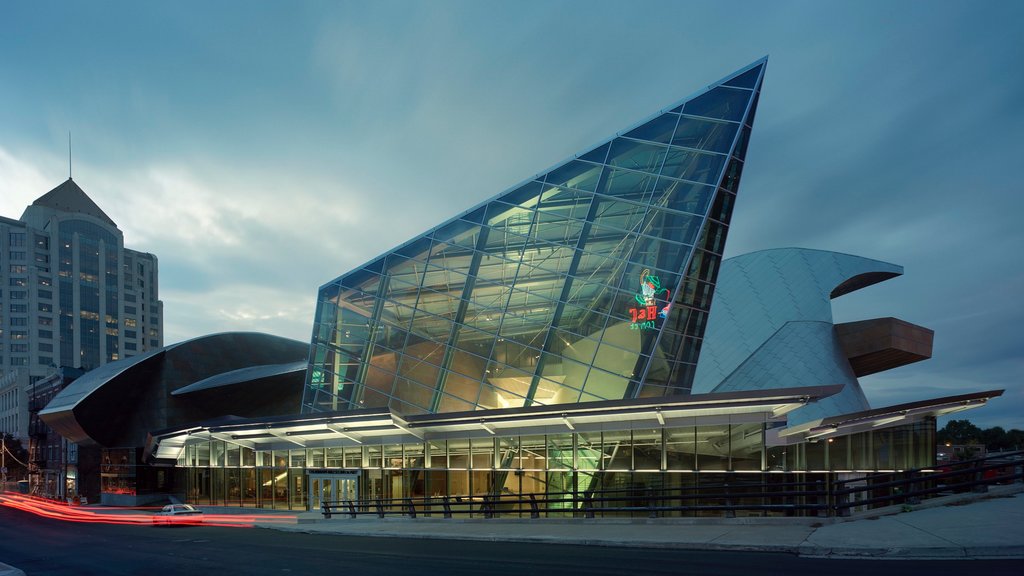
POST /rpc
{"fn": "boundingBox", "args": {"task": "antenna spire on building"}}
[69,131,72,180]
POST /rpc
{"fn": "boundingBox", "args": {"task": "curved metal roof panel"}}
[172,360,309,396]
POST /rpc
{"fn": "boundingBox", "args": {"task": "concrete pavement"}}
[3,486,1021,574]
[253,484,1024,559]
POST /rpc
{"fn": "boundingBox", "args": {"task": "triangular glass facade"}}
[304,59,766,415]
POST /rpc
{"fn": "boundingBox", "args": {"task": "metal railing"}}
[321,451,1023,520]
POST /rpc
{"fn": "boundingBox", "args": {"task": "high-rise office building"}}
[0,178,163,440]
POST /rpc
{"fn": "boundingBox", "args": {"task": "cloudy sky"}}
[2,1,1021,429]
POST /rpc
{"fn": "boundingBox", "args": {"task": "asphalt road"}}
[1,507,1022,576]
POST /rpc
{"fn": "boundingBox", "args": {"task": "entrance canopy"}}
[145,385,842,464]
[777,389,1003,443]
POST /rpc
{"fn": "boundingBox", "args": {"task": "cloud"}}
[0,147,62,216]
[162,283,315,344]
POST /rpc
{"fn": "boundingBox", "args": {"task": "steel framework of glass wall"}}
[180,419,934,512]
[303,61,766,417]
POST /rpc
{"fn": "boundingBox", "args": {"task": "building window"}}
[11,330,28,339]
[38,356,53,366]
[38,303,52,313]
[8,232,25,246]
[9,277,26,287]
[125,342,137,351]
[38,276,51,286]
[39,317,53,326]
[35,235,48,249]
[39,343,53,352]
[125,306,136,314]
[10,304,27,313]
[9,251,25,261]
[149,339,159,347]
[9,265,27,273]
[39,329,53,339]
[10,343,28,353]
[38,289,52,299]
[125,330,137,339]
[125,294,136,303]
[10,290,26,300]
[125,318,137,328]
[10,357,27,366]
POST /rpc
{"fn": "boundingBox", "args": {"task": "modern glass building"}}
[49,59,1002,514]
[303,60,765,417]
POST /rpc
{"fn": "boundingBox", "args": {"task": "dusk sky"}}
[2,1,1021,429]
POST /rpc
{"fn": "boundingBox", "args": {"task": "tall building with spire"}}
[1,178,162,441]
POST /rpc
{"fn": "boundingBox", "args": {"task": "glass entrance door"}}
[308,475,359,511]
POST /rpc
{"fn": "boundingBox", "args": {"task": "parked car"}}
[153,504,203,524]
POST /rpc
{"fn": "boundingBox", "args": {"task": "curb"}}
[255,520,1024,560]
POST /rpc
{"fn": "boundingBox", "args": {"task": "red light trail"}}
[0,493,297,528]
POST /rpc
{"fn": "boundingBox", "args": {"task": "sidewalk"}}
[255,485,1024,559]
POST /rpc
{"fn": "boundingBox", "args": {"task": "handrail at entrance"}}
[319,451,1023,520]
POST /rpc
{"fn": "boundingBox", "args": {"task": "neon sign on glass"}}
[629,268,671,330]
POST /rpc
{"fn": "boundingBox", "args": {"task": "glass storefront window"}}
[196,442,210,467]
[873,430,893,470]
[766,444,788,472]
[383,444,403,469]
[308,448,325,468]
[546,434,574,471]
[696,424,729,470]
[665,426,696,471]
[497,436,519,469]
[471,437,495,470]
[241,447,256,467]
[211,442,225,467]
[404,442,425,469]
[518,435,546,470]
[828,436,849,471]
[576,433,601,471]
[344,446,363,469]
[633,429,661,471]
[805,441,826,471]
[226,445,240,467]
[428,441,447,469]
[367,445,383,468]
[730,423,763,471]
[603,430,632,471]
[448,439,470,470]
[327,447,344,467]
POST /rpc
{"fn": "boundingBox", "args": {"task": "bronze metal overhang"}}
[836,317,934,377]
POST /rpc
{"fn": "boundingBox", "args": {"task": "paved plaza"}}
[259,486,1024,559]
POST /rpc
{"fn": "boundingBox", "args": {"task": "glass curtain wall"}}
[179,420,935,512]
[303,63,766,415]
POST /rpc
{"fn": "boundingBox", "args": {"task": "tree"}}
[937,419,982,445]
[1,433,29,480]
[937,420,1024,451]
